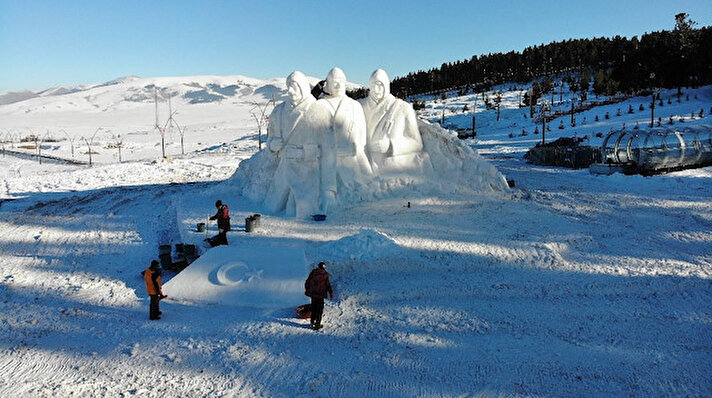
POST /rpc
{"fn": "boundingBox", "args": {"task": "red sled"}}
[296,304,312,319]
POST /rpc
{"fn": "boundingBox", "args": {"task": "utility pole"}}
[650,91,656,128]
[153,87,166,158]
[34,134,41,164]
[250,97,276,151]
[179,126,186,155]
[542,102,548,146]
[472,97,477,135]
[162,93,181,156]
[649,73,656,128]
[82,127,104,167]
[61,129,76,158]
[113,134,123,162]
[154,87,159,130]
[528,86,535,118]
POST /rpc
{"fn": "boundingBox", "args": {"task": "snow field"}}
[2,151,711,397]
[0,76,711,396]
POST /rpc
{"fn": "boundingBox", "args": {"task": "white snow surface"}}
[164,245,307,308]
[0,75,711,397]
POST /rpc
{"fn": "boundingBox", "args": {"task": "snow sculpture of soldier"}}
[315,67,372,206]
[265,71,336,218]
[359,68,429,175]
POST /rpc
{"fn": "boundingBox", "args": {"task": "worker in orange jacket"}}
[144,260,165,320]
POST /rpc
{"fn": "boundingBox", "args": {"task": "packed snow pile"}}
[417,119,509,192]
[316,229,402,261]
[163,245,307,308]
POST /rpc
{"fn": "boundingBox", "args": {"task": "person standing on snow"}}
[208,199,230,246]
[304,261,334,330]
[144,260,165,320]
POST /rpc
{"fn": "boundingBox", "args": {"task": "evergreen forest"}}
[391,14,712,101]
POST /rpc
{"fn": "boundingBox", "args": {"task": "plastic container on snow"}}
[159,253,172,268]
[158,244,171,256]
[245,216,255,233]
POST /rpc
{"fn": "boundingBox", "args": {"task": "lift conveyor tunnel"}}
[600,124,712,173]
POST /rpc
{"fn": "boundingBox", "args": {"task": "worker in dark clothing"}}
[304,261,334,330]
[311,79,326,99]
[144,260,165,320]
[208,199,230,247]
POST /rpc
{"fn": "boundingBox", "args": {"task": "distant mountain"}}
[0,75,293,115]
[95,76,142,87]
[0,91,38,105]
[0,73,365,114]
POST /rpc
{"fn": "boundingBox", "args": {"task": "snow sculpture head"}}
[324,67,347,98]
[368,69,390,103]
[287,71,310,105]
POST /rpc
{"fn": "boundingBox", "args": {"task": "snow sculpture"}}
[229,67,509,219]
[265,71,336,218]
[314,67,372,206]
[359,69,430,175]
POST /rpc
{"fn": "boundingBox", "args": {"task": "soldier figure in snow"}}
[314,67,372,208]
[266,71,336,218]
[359,69,430,175]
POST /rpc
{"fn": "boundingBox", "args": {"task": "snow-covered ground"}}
[1,76,711,397]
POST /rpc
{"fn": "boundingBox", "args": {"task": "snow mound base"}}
[317,229,402,261]
[229,119,508,215]
[418,119,509,193]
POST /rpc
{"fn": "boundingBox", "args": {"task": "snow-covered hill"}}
[0,75,296,164]
[416,83,712,161]
[0,75,711,397]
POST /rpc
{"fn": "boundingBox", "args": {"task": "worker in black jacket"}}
[305,262,334,330]
[208,199,230,246]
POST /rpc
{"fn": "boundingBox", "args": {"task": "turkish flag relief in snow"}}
[163,245,307,308]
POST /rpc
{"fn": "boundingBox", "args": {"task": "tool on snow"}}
[296,303,312,319]
[203,215,210,242]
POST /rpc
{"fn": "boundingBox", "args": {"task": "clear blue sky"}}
[1,0,711,93]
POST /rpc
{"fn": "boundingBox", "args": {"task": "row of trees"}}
[1,128,117,166]
[392,14,711,99]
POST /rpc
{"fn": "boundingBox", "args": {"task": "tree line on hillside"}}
[391,14,712,100]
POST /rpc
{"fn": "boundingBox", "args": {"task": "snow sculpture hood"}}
[369,68,391,103]
[287,71,311,106]
[325,67,347,98]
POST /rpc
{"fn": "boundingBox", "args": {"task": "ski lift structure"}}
[590,124,712,175]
